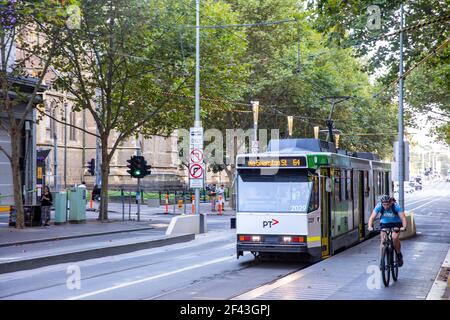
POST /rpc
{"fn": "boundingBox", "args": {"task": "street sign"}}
[190,178,204,188]
[189,163,204,179]
[190,127,203,149]
[189,127,204,189]
[190,148,203,163]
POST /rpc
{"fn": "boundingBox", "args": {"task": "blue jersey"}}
[374,203,402,224]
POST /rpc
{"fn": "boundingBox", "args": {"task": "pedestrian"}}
[78,180,87,200]
[91,184,101,212]
[217,184,225,211]
[40,185,53,226]
[208,183,217,211]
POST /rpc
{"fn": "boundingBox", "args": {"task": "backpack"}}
[380,203,398,216]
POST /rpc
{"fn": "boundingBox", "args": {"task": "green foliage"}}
[310,0,450,146]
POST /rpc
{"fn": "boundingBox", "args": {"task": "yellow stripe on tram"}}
[307,236,321,242]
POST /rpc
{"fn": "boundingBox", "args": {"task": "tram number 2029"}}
[290,205,306,212]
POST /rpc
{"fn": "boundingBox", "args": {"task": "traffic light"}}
[142,158,151,177]
[87,158,95,176]
[127,155,151,178]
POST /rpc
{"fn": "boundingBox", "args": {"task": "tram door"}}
[320,168,331,258]
[358,171,365,240]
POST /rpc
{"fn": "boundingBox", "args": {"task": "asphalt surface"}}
[0,181,448,300]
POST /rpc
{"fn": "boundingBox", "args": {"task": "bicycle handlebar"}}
[370,227,406,232]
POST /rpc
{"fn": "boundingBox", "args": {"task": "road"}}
[0,181,448,300]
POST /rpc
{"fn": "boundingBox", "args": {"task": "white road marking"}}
[231,270,306,300]
[66,255,234,300]
[409,196,449,212]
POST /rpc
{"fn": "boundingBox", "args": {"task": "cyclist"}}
[368,195,407,267]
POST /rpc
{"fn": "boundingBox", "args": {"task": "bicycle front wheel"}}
[392,250,399,281]
[381,246,390,287]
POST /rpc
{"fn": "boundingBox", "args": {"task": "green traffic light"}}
[134,170,141,176]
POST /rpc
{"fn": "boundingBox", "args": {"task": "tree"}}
[202,0,399,197]
[0,0,72,228]
[48,0,249,220]
[310,0,449,145]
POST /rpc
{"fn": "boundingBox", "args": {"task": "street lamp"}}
[335,133,340,148]
[287,116,293,138]
[251,100,259,153]
[314,126,319,139]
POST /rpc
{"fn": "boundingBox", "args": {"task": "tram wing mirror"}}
[325,177,332,192]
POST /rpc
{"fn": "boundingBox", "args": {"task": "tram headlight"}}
[252,236,261,242]
[283,236,292,242]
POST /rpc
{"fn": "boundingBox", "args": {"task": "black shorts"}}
[380,222,402,231]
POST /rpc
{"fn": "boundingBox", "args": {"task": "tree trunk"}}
[10,128,25,229]
[98,136,109,221]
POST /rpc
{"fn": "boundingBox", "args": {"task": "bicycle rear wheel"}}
[392,250,399,281]
[381,246,390,287]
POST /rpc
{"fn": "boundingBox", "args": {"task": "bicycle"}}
[373,227,404,287]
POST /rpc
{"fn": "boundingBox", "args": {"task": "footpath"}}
[0,201,234,274]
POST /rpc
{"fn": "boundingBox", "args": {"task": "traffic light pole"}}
[137,147,141,222]
[398,3,405,210]
[137,178,141,222]
[194,0,201,219]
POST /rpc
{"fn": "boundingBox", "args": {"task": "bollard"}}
[173,191,176,214]
[218,195,222,215]
[165,193,169,214]
[191,195,195,214]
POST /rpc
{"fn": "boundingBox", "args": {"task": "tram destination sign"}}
[237,156,307,168]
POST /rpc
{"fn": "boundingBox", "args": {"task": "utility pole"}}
[398,3,405,210]
[64,101,67,189]
[194,0,201,217]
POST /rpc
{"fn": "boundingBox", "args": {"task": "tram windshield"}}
[237,169,312,213]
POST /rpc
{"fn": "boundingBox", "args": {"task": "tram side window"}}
[308,176,319,212]
[340,170,346,201]
[334,170,341,203]
[346,170,352,200]
[378,172,383,194]
[364,171,369,196]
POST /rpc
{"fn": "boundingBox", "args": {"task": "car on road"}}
[394,182,415,194]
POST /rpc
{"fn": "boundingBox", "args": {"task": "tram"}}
[236,138,392,260]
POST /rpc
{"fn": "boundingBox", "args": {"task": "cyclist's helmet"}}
[380,194,392,203]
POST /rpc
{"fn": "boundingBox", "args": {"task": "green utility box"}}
[54,191,67,225]
[69,187,86,223]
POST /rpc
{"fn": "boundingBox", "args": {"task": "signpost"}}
[189,127,204,190]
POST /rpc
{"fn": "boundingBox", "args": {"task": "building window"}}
[69,111,76,141]
[45,104,51,140]
[50,107,57,139]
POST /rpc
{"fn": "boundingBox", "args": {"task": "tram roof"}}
[236,138,391,170]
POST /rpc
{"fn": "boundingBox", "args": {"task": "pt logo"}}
[263,219,279,228]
